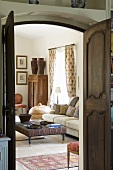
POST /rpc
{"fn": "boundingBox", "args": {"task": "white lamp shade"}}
[55,87,61,93]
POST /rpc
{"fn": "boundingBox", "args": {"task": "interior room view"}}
[14,23,83,170]
[1,1,113,170]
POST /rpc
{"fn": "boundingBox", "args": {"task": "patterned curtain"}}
[65,44,76,97]
[49,49,56,96]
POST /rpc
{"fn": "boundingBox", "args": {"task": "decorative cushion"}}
[59,105,68,115]
[50,110,55,114]
[74,106,79,118]
[75,100,79,108]
[66,106,76,117]
[53,104,60,114]
[73,100,79,118]
[67,141,79,153]
[69,97,79,107]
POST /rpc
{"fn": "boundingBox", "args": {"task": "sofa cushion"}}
[66,127,79,137]
[69,96,79,107]
[66,106,76,116]
[66,119,79,131]
[59,105,68,115]
[54,116,76,126]
[42,113,65,122]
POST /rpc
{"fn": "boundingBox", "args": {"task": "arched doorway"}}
[2,10,110,169]
[14,22,84,169]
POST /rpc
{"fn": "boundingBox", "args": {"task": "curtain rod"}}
[48,43,75,50]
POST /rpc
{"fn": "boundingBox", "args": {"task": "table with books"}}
[15,120,66,145]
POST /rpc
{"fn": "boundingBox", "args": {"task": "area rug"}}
[16,152,78,170]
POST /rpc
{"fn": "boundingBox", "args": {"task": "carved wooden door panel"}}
[83,19,111,170]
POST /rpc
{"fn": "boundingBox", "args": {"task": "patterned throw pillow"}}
[74,105,79,118]
[66,106,76,117]
[69,97,79,107]
[75,100,79,108]
[73,100,79,118]
[59,105,68,115]
[53,104,60,114]
[50,110,55,114]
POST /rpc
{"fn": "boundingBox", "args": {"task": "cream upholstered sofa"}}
[42,97,79,138]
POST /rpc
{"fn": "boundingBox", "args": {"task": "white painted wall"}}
[78,33,83,170]
[15,35,33,110]
[32,37,47,74]
[2,0,106,9]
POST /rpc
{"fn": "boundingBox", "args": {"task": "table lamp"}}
[55,87,61,104]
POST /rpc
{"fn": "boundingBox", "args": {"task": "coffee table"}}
[15,122,66,145]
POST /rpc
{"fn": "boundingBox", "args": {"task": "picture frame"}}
[16,55,27,69]
[16,71,28,85]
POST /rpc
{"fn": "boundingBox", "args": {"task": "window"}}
[51,47,69,105]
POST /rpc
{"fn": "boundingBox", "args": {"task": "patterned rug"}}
[16,152,78,170]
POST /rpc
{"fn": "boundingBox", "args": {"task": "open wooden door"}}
[3,11,15,170]
[83,19,111,170]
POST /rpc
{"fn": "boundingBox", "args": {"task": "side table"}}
[0,136,11,170]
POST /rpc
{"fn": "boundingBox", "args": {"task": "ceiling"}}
[1,1,107,30]
[14,24,80,40]
[2,1,108,38]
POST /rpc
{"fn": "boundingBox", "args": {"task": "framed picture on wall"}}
[16,55,27,69]
[16,71,28,85]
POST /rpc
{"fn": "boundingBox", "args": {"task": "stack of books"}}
[49,124,62,128]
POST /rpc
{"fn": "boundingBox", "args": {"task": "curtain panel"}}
[65,45,76,97]
[49,49,56,96]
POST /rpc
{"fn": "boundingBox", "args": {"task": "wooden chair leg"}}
[67,150,70,169]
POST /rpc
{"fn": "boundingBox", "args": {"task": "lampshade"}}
[55,87,61,93]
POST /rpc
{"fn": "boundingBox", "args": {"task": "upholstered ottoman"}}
[67,141,79,169]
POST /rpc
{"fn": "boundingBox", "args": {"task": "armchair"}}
[15,93,26,114]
